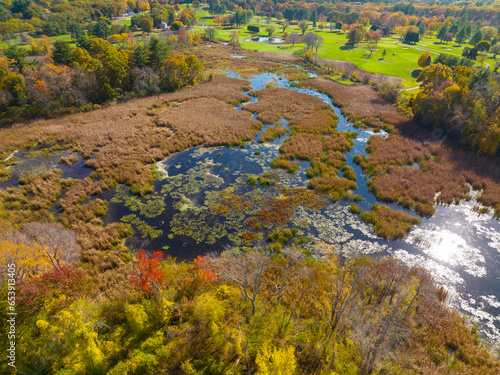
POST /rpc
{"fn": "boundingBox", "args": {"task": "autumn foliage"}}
[130,249,166,297]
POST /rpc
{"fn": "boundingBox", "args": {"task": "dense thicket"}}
[1,245,499,374]
[412,63,500,156]
[0,35,202,122]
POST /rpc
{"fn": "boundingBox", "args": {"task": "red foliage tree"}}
[181,255,217,298]
[130,249,166,297]
[17,265,88,323]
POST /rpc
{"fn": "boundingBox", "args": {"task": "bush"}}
[247,25,260,33]
[377,80,403,103]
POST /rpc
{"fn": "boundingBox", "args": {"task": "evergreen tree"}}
[310,9,318,28]
[456,28,467,45]
[52,41,73,66]
[437,24,448,43]
[470,30,483,46]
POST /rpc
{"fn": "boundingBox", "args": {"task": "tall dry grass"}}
[358,135,500,217]
[244,87,338,134]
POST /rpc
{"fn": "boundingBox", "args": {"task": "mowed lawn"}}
[214,19,492,90]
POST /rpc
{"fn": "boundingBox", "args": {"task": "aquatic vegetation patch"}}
[0,169,63,223]
[259,124,288,143]
[361,203,420,240]
[111,185,166,219]
[0,166,11,182]
[120,214,162,239]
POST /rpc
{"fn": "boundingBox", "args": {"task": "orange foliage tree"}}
[130,249,166,297]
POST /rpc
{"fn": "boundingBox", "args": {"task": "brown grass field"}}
[302,77,408,127]
[244,87,338,134]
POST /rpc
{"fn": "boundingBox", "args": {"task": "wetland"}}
[1,44,500,343]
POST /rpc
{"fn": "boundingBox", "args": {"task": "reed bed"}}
[357,135,500,217]
[302,78,408,127]
[244,87,338,134]
[0,71,265,250]
[361,203,420,240]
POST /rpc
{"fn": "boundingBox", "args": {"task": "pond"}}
[2,68,500,344]
[252,37,284,43]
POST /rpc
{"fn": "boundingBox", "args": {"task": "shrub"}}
[247,25,260,33]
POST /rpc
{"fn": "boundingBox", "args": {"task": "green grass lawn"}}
[215,20,495,90]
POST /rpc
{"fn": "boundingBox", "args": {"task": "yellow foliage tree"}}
[417,51,432,67]
[0,240,52,279]
[256,345,297,375]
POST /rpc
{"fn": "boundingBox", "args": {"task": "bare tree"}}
[19,222,81,268]
[343,62,357,78]
[327,260,359,336]
[209,248,270,316]
[275,247,305,304]
[367,42,379,57]
[303,32,319,50]
[351,258,423,375]
[313,35,324,53]
[287,32,300,47]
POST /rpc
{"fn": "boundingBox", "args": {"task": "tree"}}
[437,24,448,43]
[490,43,500,58]
[481,26,496,41]
[404,31,419,44]
[418,23,426,37]
[20,222,82,268]
[266,25,275,37]
[335,21,343,31]
[455,28,467,46]
[377,80,403,103]
[68,22,84,41]
[288,32,300,46]
[281,20,288,33]
[148,37,170,69]
[313,35,324,53]
[132,45,149,68]
[298,20,308,35]
[203,27,217,41]
[171,21,183,31]
[372,30,382,44]
[303,32,318,50]
[367,42,378,57]
[209,249,270,316]
[348,28,364,45]
[470,30,483,46]
[417,51,432,67]
[443,33,454,43]
[130,249,166,297]
[0,240,52,280]
[139,17,154,32]
[230,30,239,43]
[93,20,111,39]
[463,47,478,60]
[52,41,73,66]
[310,9,318,28]
[475,40,491,52]
[4,44,30,73]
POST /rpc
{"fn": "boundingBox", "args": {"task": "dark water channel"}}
[2,68,500,344]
